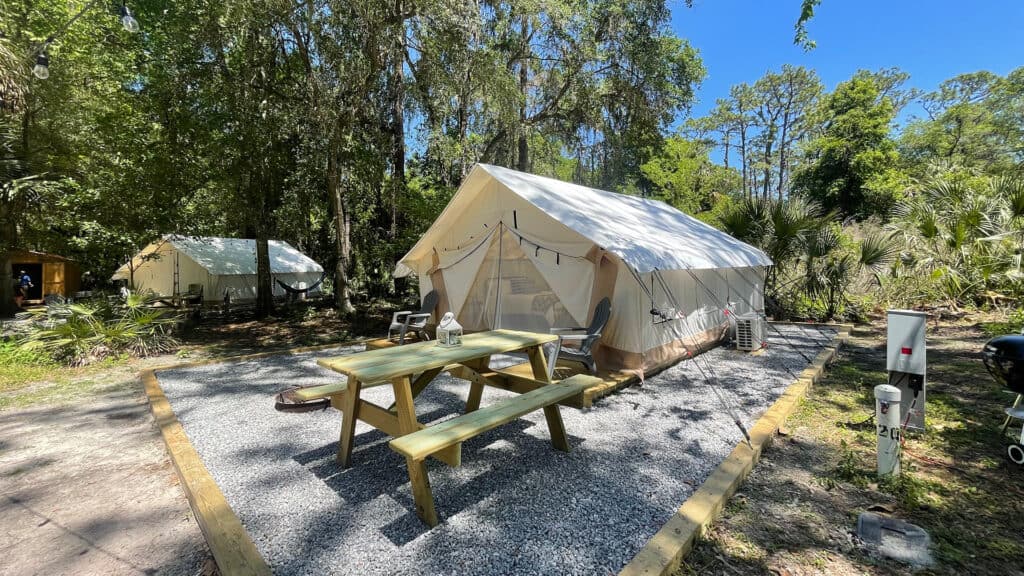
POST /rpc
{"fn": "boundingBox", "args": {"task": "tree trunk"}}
[777,112,790,200]
[762,138,773,200]
[253,161,274,318]
[739,127,748,198]
[328,150,356,314]
[516,15,530,172]
[722,131,730,169]
[458,67,471,179]
[0,253,13,317]
[389,0,405,239]
[255,234,274,317]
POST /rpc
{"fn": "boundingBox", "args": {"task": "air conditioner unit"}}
[736,313,766,351]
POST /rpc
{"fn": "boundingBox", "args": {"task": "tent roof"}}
[112,235,323,279]
[397,164,771,275]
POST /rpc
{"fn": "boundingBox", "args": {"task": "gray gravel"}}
[157,324,836,575]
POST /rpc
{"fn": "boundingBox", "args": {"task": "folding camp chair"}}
[548,297,611,377]
[388,290,439,344]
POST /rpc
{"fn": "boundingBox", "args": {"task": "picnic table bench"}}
[300,329,598,526]
[390,374,598,524]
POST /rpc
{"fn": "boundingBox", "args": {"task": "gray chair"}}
[389,290,439,344]
[549,297,611,375]
[183,283,204,306]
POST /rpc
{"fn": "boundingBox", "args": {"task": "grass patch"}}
[978,308,1024,337]
[817,439,872,489]
[681,315,1024,576]
[0,340,131,411]
[0,372,136,411]
[0,340,57,393]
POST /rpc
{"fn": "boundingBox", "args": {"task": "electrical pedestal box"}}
[887,309,927,431]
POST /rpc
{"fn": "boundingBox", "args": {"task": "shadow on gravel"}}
[156,325,837,575]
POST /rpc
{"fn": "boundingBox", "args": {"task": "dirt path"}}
[0,306,383,576]
[0,379,212,576]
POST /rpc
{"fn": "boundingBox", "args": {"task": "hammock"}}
[274,272,326,295]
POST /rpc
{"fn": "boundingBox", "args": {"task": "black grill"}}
[982,334,1024,395]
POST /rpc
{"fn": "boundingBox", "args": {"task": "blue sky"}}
[670,0,1024,128]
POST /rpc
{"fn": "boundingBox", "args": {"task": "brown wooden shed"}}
[9,250,82,302]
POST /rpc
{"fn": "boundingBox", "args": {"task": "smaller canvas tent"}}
[395,164,772,375]
[111,235,323,302]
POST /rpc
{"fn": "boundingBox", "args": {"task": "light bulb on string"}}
[120,3,139,33]
[32,52,50,80]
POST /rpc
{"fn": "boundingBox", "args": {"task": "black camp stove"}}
[981,334,1024,464]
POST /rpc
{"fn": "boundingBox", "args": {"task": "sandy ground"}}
[0,381,213,576]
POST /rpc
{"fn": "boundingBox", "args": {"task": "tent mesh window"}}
[458,230,576,333]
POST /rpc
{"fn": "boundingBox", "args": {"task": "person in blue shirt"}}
[15,270,33,307]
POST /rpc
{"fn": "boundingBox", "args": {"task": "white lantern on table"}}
[436,312,463,347]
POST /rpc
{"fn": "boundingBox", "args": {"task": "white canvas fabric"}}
[396,163,770,277]
[111,235,323,302]
[397,164,771,374]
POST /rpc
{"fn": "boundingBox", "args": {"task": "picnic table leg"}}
[542,405,571,452]
[526,345,552,383]
[337,377,362,468]
[386,366,444,413]
[528,345,570,451]
[392,375,439,526]
[464,356,490,413]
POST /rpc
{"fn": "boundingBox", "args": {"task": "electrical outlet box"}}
[887,310,927,375]
[887,309,927,431]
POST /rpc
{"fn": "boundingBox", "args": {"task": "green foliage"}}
[821,439,871,488]
[878,468,929,511]
[20,296,179,366]
[640,136,740,213]
[792,75,907,219]
[719,196,898,319]
[2,0,1021,322]
[0,338,57,394]
[0,338,53,367]
[793,0,822,50]
[900,68,1024,175]
[3,0,707,313]
[886,171,1024,306]
[693,66,822,201]
[979,308,1024,338]
[718,195,824,291]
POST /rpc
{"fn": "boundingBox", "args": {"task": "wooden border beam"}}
[618,323,851,576]
[141,370,272,576]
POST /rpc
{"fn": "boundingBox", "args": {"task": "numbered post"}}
[875,384,902,476]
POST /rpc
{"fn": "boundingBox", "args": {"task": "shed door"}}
[43,263,64,297]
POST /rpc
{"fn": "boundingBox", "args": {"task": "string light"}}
[29,1,139,81]
[32,51,50,80]
[119,2,140,33]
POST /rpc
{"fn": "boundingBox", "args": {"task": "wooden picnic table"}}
[306,329,559,468]
[299,328,602,526]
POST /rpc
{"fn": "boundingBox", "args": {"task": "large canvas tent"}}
[112,235,323,302]
[395,164,772,375]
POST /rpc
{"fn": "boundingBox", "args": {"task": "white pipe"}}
[875,384,902,476]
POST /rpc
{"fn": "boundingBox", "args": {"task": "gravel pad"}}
[157,325,835,575]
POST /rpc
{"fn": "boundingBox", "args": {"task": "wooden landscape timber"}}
[137,337,372,575]
[141,369,272,576]
[619,323,851,576]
